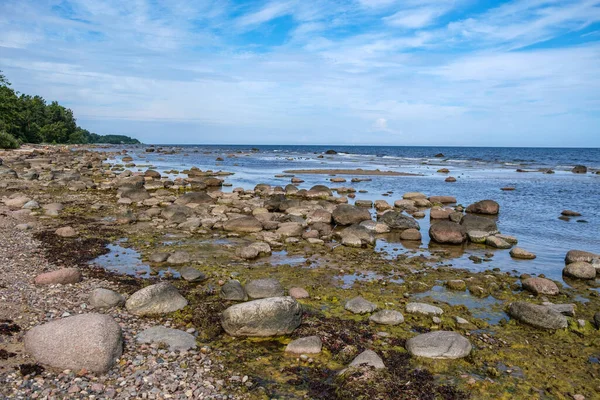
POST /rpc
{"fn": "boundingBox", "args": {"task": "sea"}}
[104,145,600,286]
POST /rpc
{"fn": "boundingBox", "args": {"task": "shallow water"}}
[103,145,599,287]
[92,242,180,278]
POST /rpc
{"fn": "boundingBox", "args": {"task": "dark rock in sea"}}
[466,199,500,215]
[332,204,371,226]
[572,165,587,174]
[378,211,419,230]
[429,221,467,244]
[434,153,444,158]
[325,149,338,155]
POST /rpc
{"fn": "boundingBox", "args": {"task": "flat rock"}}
[179,267,207,282]
[245,278,285,299]
[378,211,419,230]
[345,296,377,314]
[221,296,302,337]
[486,236,512,249]
[166,251,190,264]
[369,310,404,325]
[510,248,536,259]
[149,252,170,263]
[89,288,125,309]
[24,314,122,373]
[34,268,81,286]
[565,250,600,265]
[126,282,188,316]
[223,216,263,233]
[522,277,559,296]
[563,262,596,280]
[508,302,568,330]
[405,302,443,316]
[285,336,322,354]
[136,326,196,351]
[406,331,472,359]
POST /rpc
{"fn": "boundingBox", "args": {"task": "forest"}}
[0,71,140,149]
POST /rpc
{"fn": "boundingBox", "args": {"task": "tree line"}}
[0,70,140,149]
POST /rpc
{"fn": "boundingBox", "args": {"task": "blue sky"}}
[1,0,599,146]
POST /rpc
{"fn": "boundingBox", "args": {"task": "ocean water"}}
[105,145,600,285]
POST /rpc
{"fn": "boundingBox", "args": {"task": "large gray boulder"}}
[136,326,196,351]
[565,250,600,265]
[338,224,375,247]
[406,331,472,359]
[125,282,188,316]
[460,214,498,236]
[508,302,568,330]
[332,204,371,226]
[24,314,123,373]
[378,211,419,230]
[221,296,302,337]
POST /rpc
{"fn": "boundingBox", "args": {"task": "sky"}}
[1,0,600,146]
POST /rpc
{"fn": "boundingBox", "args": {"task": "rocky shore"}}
[0,145,599,399]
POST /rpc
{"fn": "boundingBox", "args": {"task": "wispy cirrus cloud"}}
[0,0,598,146]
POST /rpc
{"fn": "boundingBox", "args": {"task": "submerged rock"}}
[221,296,302,337]
[406,331,472,359]
[508,302,568,330]
[126,282,188,316]
[24,314,123,373]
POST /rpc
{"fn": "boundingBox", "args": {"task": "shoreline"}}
[1,145,599,399]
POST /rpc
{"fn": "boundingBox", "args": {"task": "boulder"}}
[175,192,213,205]
[460,214,498,235]
[119,187,150,202]
[429,221,467,244]
[136,326,196,351]
[220,280,247,301]
[89,288,125,309]
[565,250,600,265]
[126,282,188,316]
[245,278,285,299]
[522,277,559,296]
[406,331,472,359]
[355,200,373,208]
[405,302,443,316]
[332,204,371,226]
[378,211,419,230]
[221,296,302,337]
[508,302,568,330]
[223,216,263,233]
[24,314,122,373]
[510,248,536,260]
[345,296,377,314]
[369,310,404,325]
[276,222,304,238]
[307,209,332,224]
[486,236,512,249]
[572,165,587,174]
[403,192,426,200]
[285,336,322,354]
[563,262,596,280]
[339,224,375,247]
[561,210,581,217]
[289,287,310,299]
[467,230,489,243]
[359,220,391,234]
[34,268,81,285]
[430,207,453,219]
[348,350,385,369]
[374,200,392,211]
[466,200,499,215]
[149,253,170,263]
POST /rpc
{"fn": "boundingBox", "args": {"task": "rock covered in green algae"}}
[221,296,302,337]
[508,302,568,330]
